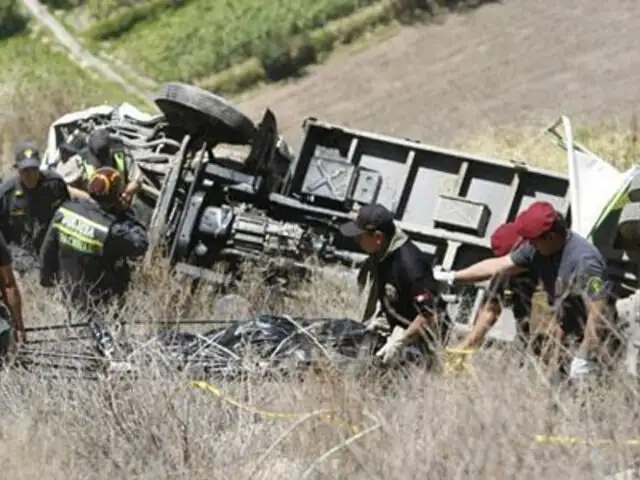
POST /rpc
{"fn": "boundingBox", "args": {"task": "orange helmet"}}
[87,167,125,203]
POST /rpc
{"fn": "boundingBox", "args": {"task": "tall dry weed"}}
[1,71,640,479]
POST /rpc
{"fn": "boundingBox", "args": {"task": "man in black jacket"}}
[40,167,148,358]
[0,142,70,271]
[339,203,448,364]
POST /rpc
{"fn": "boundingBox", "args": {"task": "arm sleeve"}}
[39,220,59,287]
[107,220,149,259]
[400,250,439,316]
[510,242,536,269]
[0,231,12,266]
[574,257,611,302]
[51,179,71,209]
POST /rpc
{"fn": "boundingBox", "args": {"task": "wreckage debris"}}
[26,83,640,380]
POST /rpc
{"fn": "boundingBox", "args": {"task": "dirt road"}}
[21,0,151,102]
[238,0,640,150]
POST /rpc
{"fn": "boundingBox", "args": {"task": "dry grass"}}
[459,116,640,173]
[2,73,640,479]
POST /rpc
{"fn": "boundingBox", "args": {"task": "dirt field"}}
[238,0,640,151]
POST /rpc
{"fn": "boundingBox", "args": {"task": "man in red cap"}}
[454,221,538,349]
[434,201,619,379]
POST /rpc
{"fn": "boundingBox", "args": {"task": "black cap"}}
[14,141,41,170]
[88,128,118,162]
[339,203,395,237]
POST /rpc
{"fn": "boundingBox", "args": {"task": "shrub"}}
[0,0,28,40]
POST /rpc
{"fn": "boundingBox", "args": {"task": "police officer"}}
[0,230,25,360]
[86,128,142,208]
[455,221,538,349]
[434,201,619,379]
[339,203,448,364]
[0,142,70,269]
[39,167,149,358]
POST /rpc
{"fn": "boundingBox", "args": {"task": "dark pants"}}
[556,304,624,376]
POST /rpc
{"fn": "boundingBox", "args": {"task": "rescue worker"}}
[434,201,620,379]
[454,221,538,350]
[339,203,448,365]
[86,128,142,208]
[39,167,149,358]
[0,142,70,269]
[0,230,26,360]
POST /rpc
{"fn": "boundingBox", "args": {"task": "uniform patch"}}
[384,283,398,302]
[585,276,605,296]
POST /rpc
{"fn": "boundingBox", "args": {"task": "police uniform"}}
[39,167,149,357]
[0,143,70,263]
[340,204,447,356]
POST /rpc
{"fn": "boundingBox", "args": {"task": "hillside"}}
[0,30,140,167]
[238,0,640,155]
[2,1,640,479]
[42,0,496,94]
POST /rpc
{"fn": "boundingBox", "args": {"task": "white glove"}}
[364,316,390,332]
[433,266,456,286]
[569,356,598,379]
[375,326,405,364]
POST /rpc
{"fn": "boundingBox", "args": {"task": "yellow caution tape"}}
[443,347,479,377]
[534,435,640,447]
[191,380,363,434]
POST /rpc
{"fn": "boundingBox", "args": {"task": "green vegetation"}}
[0,30,145,157]
[92,0,382,83]
[0,0,28,39]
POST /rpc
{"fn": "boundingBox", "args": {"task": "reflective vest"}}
[84,151,128,183]
[53,200,113,256]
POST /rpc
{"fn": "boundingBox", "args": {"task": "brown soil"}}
[238,0,640,150]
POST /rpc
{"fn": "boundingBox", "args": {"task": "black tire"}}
[153,83,256,145]
[617,201,640,248]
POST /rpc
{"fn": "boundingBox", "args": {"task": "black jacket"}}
[0,170,70,255]
[39,198,149,309]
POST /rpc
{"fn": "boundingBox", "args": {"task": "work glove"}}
[364,315,390,333]
[569,356,599,379]
[375,326,405,364]
[433,266,456,287]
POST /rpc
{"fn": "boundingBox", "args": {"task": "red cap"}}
[514,201,558,239]
[490,222,522,256]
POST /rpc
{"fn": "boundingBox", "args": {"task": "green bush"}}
[84,0,182,39]
[0,0,28,40]
[103,0,378,82]
[40,0,86,10]
[255,33,317,81]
